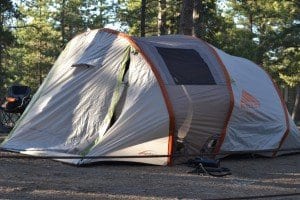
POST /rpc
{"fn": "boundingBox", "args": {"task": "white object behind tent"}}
[1,29,299,165]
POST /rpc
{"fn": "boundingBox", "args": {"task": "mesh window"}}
[156,47,215,85]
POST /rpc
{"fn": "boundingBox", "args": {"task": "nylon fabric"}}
[80,50,169,165]
[276,115,300,155]
[215,49,290,151]
[81,46,131,156]
[1,30,170,165]
[167,85,229,162]
[1,31,131,154]
[1,29,299,165]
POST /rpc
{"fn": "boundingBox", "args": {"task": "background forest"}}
[0,0,299,122]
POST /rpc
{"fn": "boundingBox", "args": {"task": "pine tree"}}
[6,0,60,91]
[223,0,300,120]
[116,0,159,36]
[0,0,19,96]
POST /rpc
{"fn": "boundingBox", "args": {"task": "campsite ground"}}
[0,133,299,200]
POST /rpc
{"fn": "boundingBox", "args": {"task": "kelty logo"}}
[138,150,155,156]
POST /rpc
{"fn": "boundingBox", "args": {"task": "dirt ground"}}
[0,133,299,200]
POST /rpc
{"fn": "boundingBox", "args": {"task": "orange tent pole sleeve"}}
[258,66,290,157]
[194,38,235,155]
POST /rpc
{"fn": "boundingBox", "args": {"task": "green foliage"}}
[0,0,18,47]
[165,0,181,34]
[50,0,113,45]
[116,0,158,36]
[5,0,61,91]
[193,0,222,42]
[0,0,298,97]
[116,0,181,36]
[2,0,114,93]
[0,0,20,97]
[221,0,300,86]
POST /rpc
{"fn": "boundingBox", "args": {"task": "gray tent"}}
[1,29,299,165]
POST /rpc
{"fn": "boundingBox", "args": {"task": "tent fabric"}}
[135,36,232,159]
[215,49,288,152]
[1,30,170,165]
[1,28,299,165]
[166,85,230,160]
[277,115,300,156]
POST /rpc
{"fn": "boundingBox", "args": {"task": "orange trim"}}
[208,48,234,155]
[194,36,289,155]
[6,97,17,103]
[101,28,176,165]
[258,67,290,157]
[192,38,234,155]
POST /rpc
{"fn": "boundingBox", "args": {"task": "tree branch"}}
[8,25,39,29]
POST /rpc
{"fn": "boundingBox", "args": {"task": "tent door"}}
[81,46,131,156]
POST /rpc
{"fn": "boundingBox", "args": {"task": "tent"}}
[1,29,300,165]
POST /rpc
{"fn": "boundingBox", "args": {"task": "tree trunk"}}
[179,0,194,35]
[249,13,253,34]
[61,0,66,46]
[140,0,146,37]
[193,0,203,37]
[39,5,42,85]
[0,46,3,97]
[0,14,4,97]
[158,0,167,35]
[292,85,300,121]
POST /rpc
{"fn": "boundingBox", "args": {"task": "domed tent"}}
[1,29,299,165]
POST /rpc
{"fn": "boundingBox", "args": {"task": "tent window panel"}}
[156,47,216,85]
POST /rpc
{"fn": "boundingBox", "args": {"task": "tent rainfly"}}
[1,29,300,165]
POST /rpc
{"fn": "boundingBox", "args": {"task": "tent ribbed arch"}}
[186,36,235,154]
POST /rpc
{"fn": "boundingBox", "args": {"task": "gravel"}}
[0,133,299,200]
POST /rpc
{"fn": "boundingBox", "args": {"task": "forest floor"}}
[0,132,299,200]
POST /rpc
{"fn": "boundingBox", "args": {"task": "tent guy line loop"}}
[0,147,299,160]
